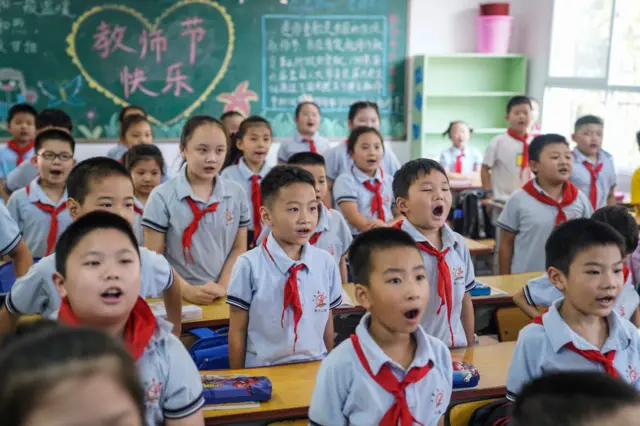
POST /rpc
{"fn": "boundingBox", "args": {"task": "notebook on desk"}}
[470,282,507,297]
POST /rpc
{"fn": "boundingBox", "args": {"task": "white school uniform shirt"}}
[524,272,640,321]
[333,166,394,235]
[140,317,205,425]
[106,143,128,161]
[4,248,174,318]
[497,180,593,273]
[6,179,72,259]
[324,140,401,182]
[220,157,271,231]
[0,202,22,256]
[142,165,250,285]
[400,220,476,348]
[308,313,453,426]
[439,146,483,175]
[5,161,38,193]
[482,133,531,200]
[506,298,640,401]
[277,131,330,162]
[570,148,617,210]
[133,197,145,245]
[226,232,342,367]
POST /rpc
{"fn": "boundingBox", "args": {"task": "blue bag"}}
[188,327,229,370]
[452,360,480,389]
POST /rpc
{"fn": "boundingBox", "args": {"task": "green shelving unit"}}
[410,54,528,160]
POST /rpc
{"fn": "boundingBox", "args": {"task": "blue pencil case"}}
[201,375,272,405]
[469,282,491,296]
[452,361,480,389]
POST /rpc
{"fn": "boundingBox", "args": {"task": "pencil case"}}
[469,282,491,296]
[452,361,480,388]
[201,374,272,404]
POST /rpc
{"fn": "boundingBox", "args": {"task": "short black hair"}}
[506,96,532,114]
[288,151,326,167]
[348,101,380,122]
[120,114,151,139]
[36,108,72,131]
[512,372,640,426]
[346,126,384,155]
[220,110,244,122]
[393,158,448,199]
[34,129,75,154]
[349,228,420,286]
[592,206,639,256]
[235,116,272,141]
[118,105,147,124]
[528,134,569,162]
[546,218,626,275]
[55,211,139,278]
[123,143,165,173]
[574,115,604,132]
[67,157,131,205]
[7,103,37,124]
[260,165,316,208]
[442,120,472,138]
[295,101,321,118]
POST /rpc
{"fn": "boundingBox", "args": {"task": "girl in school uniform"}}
[220,116,273,247]
[116,114,153,162]
[439,121,483,179]
[333,126,398,236]
[143,115,249,301]
[221,110,246,171]
[124,144,165,245]
[106,105,148,161]
[277,102,330,162]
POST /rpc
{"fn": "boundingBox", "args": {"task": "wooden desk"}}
[464,238,494,256]
[472,272,542,306]
[202,342,516,424]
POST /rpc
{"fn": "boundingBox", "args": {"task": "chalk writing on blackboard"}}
[2,0,76,18]
[262,15,395,114]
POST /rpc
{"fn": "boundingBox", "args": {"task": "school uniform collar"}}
[400,219,458,251]
[354,312,435,375]
[175,164,229,204]
[572,148,602,166]
[351,165,383,184]
[531,178,563,201]
[26,178,68,207]
[133,196,145,212]
[293,130,320,143]
[237,157,269,180]
[263,232,315,275]
[316,202,331,233]
[541,299,632,353]
[448,146,466,156]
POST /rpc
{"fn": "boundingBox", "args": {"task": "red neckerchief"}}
[362,168,386,221]
[507,128,529,176]
[623,264,630,284]
[531,315,619,378]
[250,175,262,244]
[454,151,465,173]
[301,138,317,153]
[350,333,431,426]
[522,180,579,226]
[262,238,305,352]
[58,296,157,360]
[25,184,67,256]
[582,161,603,210]
[308,232,322,245]
[7,139,34,166]
[182,197,219,265]
[134,204,144,216]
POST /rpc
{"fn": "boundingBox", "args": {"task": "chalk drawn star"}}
[216,81,258,116]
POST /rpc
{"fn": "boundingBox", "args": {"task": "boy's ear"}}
[260,205,273,227]
[528,159,539,174]
[547,267,568,292]
[52,272,67,298]
[30,155,37,166]
[66,197,82,220]
[395,196,409,215]
[354,284,372,311]
[571,133,578,143]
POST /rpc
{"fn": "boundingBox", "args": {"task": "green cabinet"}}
[410,54,528,160]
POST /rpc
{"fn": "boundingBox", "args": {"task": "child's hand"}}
[367,219,388,230]
[202,281,227,299]
[183,283,224,305]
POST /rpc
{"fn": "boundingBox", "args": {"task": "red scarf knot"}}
[302,138,317,153]
[182,197,219,265]
[26,184,67,256]
[583,161,603,210]
[522,180,579,226]
[308,231,322,245]
[363,169,386,221]
[7,139,34,166]
[454,152,465,174]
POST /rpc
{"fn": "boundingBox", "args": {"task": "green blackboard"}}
[0,0,407,140]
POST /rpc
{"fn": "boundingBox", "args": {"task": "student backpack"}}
[188,327,229,370]
[453,189,495,239]
[468,398,512,426]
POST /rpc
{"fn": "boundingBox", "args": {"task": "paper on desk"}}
[203,402,260,411]
[489,286,508,296]
[149,302,203,321]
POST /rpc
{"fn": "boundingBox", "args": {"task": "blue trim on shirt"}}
[163,392,205,418]
[329,296,342,310]
[335,195,358,204]
[226,295,250,311]
[0,233,20,257]
[496,221,518,233]
[524,285,535,307]
[5,292,21,314]
[141,218,168,233]
[465,279,477,292]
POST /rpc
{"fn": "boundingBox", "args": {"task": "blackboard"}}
[0,0,407,140]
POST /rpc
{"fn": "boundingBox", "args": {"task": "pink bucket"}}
[476,16,513,54]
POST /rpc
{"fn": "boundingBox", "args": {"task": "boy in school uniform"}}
[277,102,330,162]
[513,372,640,426]
[498,134,592,274]
[53,211,204,425]
[393,159,476,348]
[256,152,352,284]
[0,104,37,202]
[515,206,640,325]
[0,202,33,279]
[227,166,342,368]
[308,228,453,426]
[7,129,75,258]
[0,157,182,335]
[4,108,73,196]
[506,219,640,402]
[570,115,617,210]
[481,96,534,202]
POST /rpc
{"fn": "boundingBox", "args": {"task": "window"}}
[543,0,640,176]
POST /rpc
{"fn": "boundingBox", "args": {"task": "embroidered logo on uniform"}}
[329,244,335,256]
[432,389,444,408]
[145,378,163,405]
[383,194,390,204]
[619,305,626,318]
[225,209,233,224]
[628,365,638,382]
[453,267,464,281]
[313,291,327,311]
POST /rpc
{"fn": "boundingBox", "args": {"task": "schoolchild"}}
[106,105,148,161]
[439,120,483,178]
[277,102,330,162]
[0,103,37,201]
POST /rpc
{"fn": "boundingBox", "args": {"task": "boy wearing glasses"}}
[7,129,76,259]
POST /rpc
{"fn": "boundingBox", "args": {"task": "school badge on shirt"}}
[225,209,234,224]
[145,378,163,405]
[628,365,638,382]
[432,388,445,409]
[313,291,328,312]
[453,267,464,281]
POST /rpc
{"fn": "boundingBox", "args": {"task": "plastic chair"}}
[495,306,531,342]
[188,327,229,370]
